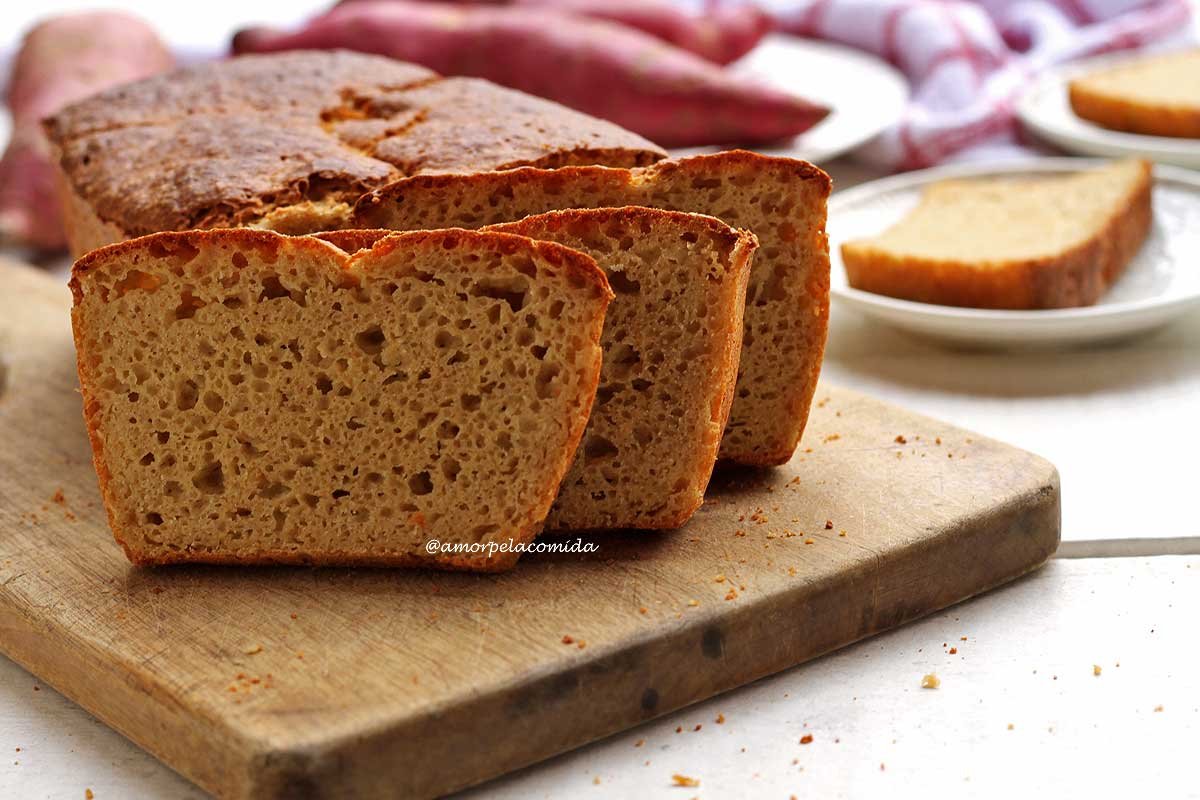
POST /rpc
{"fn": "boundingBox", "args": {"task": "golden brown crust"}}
[841,161,1153,309]
[46,52,666,255]
[311,229,397,254]
[71,227,610,571]
[355,149,832,216]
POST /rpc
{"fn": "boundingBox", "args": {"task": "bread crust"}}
[71,228,611,571]
[45,52,667,256]
[354,150,832,467]
[841,161,1153,309]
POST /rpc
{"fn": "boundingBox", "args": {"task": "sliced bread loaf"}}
[70,228,612,570]
[840,160,1153,309]
[353,150,832,466]
[1069,49,1200,139]
[485,207,756,530]
[43,51,667,256]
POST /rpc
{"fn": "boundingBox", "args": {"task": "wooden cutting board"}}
[0,263,1059,799]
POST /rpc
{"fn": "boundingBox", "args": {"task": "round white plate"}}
[1016,50,1200,169]
[670,34,909,166]
[829,158,1200,348]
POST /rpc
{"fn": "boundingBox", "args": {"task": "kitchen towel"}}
[769,0,1195,168]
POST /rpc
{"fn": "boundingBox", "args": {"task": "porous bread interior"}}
[71,230,609,568]
[1072,50,1200,108]
[356,154,830,465]
[844,160,1149,265]
[485,208,754,530]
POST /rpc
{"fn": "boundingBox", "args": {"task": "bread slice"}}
[840,160,1153,309]
[489,207,756,530]
[1069,49,1200,139]
[70,228,612,570]
[354,150,832,466]
[43,51,667,257]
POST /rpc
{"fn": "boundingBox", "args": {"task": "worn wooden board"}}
[0,262,1059,799]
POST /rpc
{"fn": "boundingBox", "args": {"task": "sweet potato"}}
[232,1,827,148]
[340,0,773,64]
[0,12,172,252]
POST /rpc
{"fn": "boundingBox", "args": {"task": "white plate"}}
[670,34,909,166]
[829,158,1200,349]
[1016,50,1200,169]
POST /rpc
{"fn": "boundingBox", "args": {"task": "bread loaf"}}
[840,160,1153,309]
[354,151,831,466]
[43,51,666,256]
[70,228,612,570]
[486,207,756,530]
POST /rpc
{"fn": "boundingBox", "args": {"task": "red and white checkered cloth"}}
[768,0,1195,169]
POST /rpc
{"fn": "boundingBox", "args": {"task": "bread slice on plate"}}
[354,150,832,467]
[489,207,756,530]
[70,228,612,571]
[840,160,1153,309]
[1069,49,1200,139]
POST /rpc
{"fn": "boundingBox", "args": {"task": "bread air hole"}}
[355,326,385,354]
[607,270,641,295]
[192,462,225,494]
[470,275,529,313]
[408,471,433,495]
[583,436,619,464]
[176,379,199,411]
[113,270,162,297]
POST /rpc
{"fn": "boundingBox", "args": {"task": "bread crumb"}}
[804,538,814,545]
[52,489,66,505]
[800,734,814,744]
[823,434,840,443]
[1093,664,1102,676]
[1007,723,1014,730]
[635,739,645,747]
[724,588,738,601]
[675,726,683,733]
[687,599,699,607]
[714,574,726,583]
[1154,705,1164,712]
[824,520,833,529]
[949,647,957,655]
[561,635,575,645]
[839,530,847,537]
[716,713,725,724]
[577,640,587,649]
[693,724,702,731]
[639,606,648,614]
[593,776,601,785]
[921,673,940,689]
[289,613,298,620]
[85,791,94,800]
[671,774,700,787]
[244,644,263,655]
[894,435,906,444]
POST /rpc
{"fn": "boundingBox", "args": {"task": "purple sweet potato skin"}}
[233,1,827,148]
[0,12,173,252]
[340,0,774,64]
